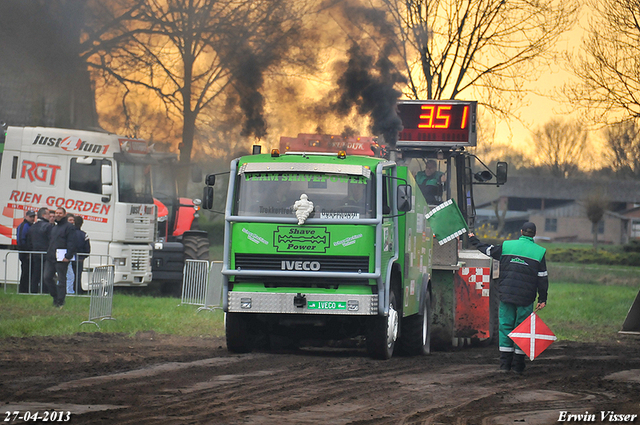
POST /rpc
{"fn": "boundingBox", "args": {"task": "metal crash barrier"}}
[80,265,116,328]
[3,250,47,293]
[181,259,223,312]
[3,250,112,296]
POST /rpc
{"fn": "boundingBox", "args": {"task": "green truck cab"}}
[209,150,430,359]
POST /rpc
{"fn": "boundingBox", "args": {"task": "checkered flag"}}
[425,199,469,245]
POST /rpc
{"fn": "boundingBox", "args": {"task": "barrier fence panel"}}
[2,250,20,288]
[3,250,112,297]
[2,250,46,294]
[181,259,210,306]
[80,265,116,329]
[199,261,223,312]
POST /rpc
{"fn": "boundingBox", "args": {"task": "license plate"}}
[307,301,347,310]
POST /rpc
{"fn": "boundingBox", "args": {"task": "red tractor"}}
[151,153,210,294]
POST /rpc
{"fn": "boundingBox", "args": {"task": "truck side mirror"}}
[205,174,216,186]
[397,184,412,212]
[101,163,112,185]
[101,163,113,201]
[203,186,214,210]
[191,164,202,183]
[496,162,508,185]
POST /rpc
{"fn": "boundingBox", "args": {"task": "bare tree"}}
[603,120,640,179]
[377,0,576,116]
[532,118,589,178]
[584,190,608,253]
[568,0,640,123]
[82,0,313,193]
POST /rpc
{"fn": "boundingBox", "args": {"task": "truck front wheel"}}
[366,290,399,360]
[399,291,432,355]
[225,312,254,353]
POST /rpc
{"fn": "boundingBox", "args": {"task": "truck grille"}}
[233,276,370,287]
[234,254,369,273]
[131,249,149,271]
[133,217,152,240]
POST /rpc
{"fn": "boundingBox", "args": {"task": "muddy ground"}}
[1,332,639,424]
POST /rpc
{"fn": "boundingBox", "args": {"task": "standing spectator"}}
[26,208,52,293]
[16,210,36,293]
[65,214,76,294]
[48,209,56,224]
[71,215,90,294]
[43,208,78,308]
[468,222,549,374]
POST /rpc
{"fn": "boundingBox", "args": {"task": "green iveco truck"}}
[203,100,507,359]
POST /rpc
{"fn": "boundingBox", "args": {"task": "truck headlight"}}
[154,242,163,250]
[114,258,127,267]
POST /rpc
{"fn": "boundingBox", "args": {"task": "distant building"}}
[474,175,640,244]
[621,206,640,241]
[529,202,629,244]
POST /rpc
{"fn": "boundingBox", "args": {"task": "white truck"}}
[0,126,156,288]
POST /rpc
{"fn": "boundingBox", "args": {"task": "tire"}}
[225,312,254,353]
[366,290,399,360]
[183,232,210,260]
[399,290,432,355]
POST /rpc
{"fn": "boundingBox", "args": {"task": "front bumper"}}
[228,291,379,315]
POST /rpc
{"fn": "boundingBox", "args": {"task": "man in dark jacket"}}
[71,215,91,294]
[16,210,36,293]
[468,222,548,374]
[43,208,78,307]
[26,207,52,293]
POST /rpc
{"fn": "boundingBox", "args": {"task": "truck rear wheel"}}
[366,290,399,360]
[399,291,432,355]
[225,312,254,353]
[183,232,210,261]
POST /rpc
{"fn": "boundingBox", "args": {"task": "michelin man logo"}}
[293,194,314,225]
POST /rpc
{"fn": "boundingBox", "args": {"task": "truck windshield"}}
[235,172,375,219]
[117,161,154,204]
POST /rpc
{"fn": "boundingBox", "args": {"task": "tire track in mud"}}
[402,388,599,425]
[63,351,507,424]
[168,354,490,421]
[3,337,639,424]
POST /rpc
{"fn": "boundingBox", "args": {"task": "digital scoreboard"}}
[396,100,477,147]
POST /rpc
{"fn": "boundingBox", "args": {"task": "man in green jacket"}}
[468,222,549,374]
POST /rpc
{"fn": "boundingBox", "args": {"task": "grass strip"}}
[2,281,638,344]
[0,290,224,338]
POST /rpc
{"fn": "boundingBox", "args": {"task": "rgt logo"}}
[21,160,61,186]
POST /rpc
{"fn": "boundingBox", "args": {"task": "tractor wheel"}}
[399,291,432,355]
[225,312,255,353]
[183,232,210,261]
[366,290,399,360]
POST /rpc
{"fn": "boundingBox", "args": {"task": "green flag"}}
[425,199,468,245]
